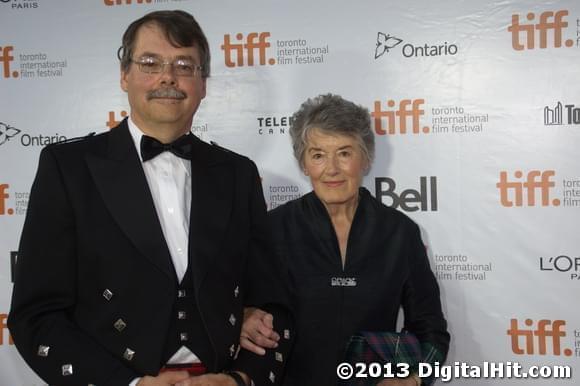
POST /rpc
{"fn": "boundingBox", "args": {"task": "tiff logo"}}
[372,99,430,135]
[106,110,128,129]
[496,170,560,207]
[507,318,573,356]
[103,0,151,5]
[0,184,14,215]
[508,10,575,51]
[544,102,580,125]
[0,314,14,345]
[221,32,275,67]
[1,46,19,78]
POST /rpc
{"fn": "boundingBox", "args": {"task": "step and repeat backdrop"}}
[1,0,579,384]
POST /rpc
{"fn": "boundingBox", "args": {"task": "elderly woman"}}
[242,94,449,386]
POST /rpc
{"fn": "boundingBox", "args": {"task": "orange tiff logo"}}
[372,99,429,135]
[0,314,14,345]
[497,170,560,207]
[221,32,275,67]
[1,46,18,79]
[103,0,152,5]
[507,318,572,356]
[0,183,13,215]
[106,110,128,129]
[507,10,574,51]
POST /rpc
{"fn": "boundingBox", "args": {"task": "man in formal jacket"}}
[8,10,292,386]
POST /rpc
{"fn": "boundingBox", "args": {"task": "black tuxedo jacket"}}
[9,120,292,385]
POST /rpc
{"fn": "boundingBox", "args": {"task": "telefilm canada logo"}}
[508,10,579,51]
[374,32,458,59]
[221,32,329,68]
[544,102,580,126]
[256,114,293,135]
[0,0,39,10]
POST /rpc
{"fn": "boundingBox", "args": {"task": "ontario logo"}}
[0,122,67,147]
[374,32,458,59]
[508,10,577,51]
[221,32,329,68]
[374,33,403,58]
[544,101,580,125]
[0,122,21,145]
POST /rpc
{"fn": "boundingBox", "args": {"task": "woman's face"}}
[303,129,368,209]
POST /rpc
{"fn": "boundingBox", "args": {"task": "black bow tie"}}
[140,134,193,162]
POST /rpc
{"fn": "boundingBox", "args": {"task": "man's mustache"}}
[147,87,187,100]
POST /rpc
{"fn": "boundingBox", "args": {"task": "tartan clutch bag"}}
[339,331,423,386]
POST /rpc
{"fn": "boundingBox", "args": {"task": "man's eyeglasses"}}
[131,56,203,77]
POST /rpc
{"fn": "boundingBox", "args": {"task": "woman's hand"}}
[240,307,280,355]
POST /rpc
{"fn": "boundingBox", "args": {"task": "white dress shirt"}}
[127,118,200,385]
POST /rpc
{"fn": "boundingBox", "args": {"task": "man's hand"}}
[174,373,238,386]
[241,307,280,355]
[136,371,190,385]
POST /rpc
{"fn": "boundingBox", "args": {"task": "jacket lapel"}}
[85,120,175,281]
[188,137,233,290]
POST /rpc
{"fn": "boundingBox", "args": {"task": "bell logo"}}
[375,176,438,212]
[106,110,128,129]
[507,10,575,51]
[507,318,572,356]
[0,314,14,345]
[0,184,13,215]
[496,170,560,207]
[221,32,275,67]
[1,45,19,78]
[372,99,430,135]
[103,0,152,6]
